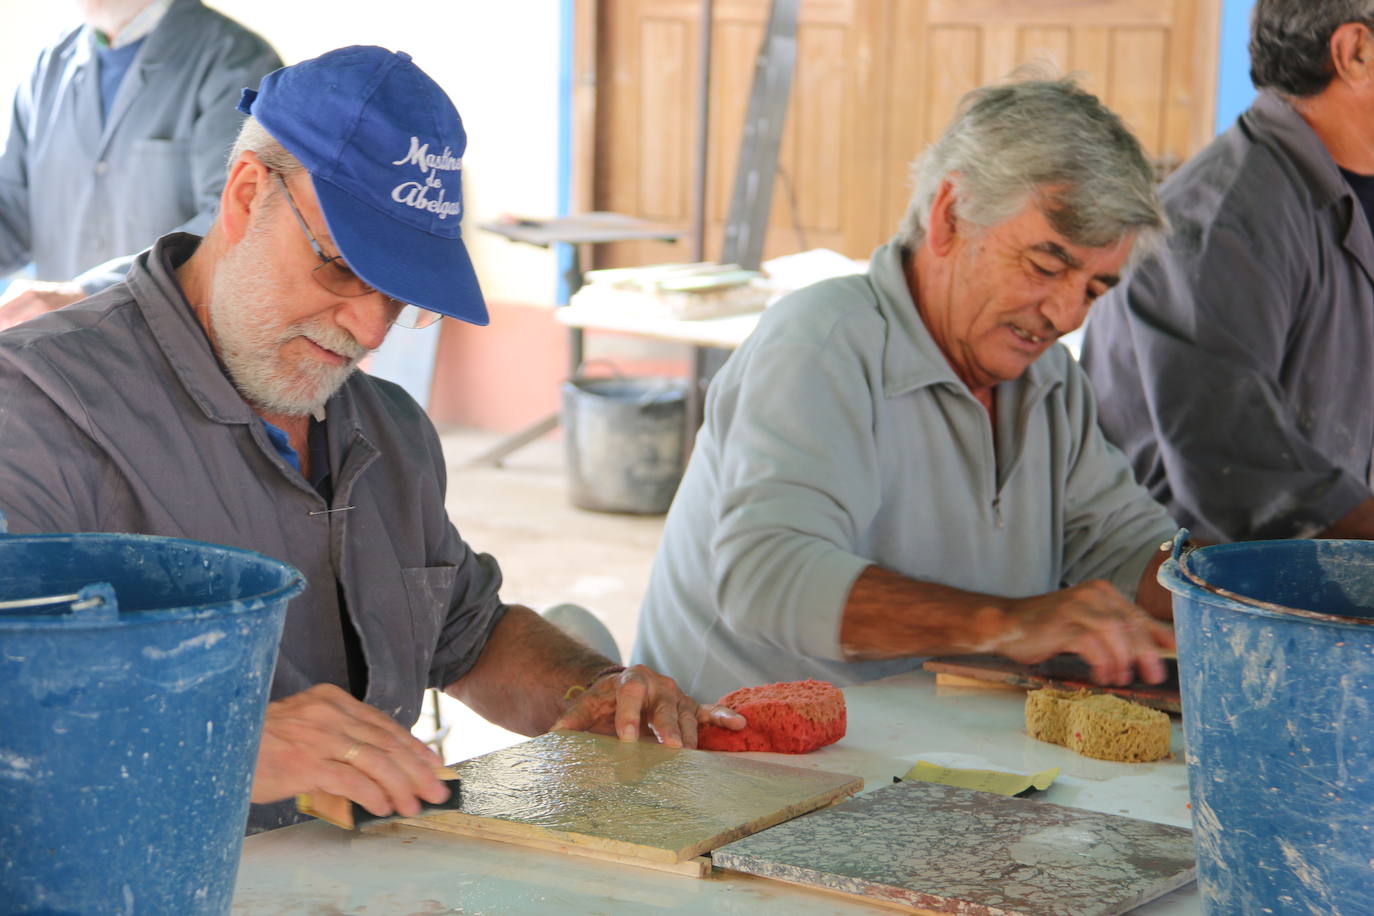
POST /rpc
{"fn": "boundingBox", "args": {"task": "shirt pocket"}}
[125,138,194,234]
[401,565,458,681]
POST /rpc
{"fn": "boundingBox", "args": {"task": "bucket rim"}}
[1161,529,1374,629]
[562,375,688,392]
[0,531,306,627]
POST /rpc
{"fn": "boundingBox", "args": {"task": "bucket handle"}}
[571,360,682,407]
[570,359,625,383]
[1167,528,1244,602]
[0,512,118,618]
[1168,527,1260,600]
[1168,528,1203,583]
[0,581,118,619]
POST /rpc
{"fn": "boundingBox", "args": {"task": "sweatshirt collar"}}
[867,236,1059,401]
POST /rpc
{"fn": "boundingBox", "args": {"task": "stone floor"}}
[418,425,668,762]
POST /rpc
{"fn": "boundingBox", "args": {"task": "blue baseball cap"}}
[237,46,488,326]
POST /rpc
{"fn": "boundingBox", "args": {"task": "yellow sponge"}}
[1025,688,1171,763]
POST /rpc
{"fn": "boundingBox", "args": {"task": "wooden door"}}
[583,0,1219,267]
[883,0,1220,240]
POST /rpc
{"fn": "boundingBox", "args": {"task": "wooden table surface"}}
[232,671,1201,915]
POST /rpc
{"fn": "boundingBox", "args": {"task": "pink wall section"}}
[427,302,563,431]
[426,301,691,432]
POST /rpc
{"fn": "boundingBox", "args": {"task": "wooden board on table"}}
[367,730,862,869]
[367,820,711,877]
[924,653,1182,713]
[713,780,1196,916]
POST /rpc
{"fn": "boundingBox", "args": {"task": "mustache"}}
[1009,320,1060,343]
[294,321,369,362]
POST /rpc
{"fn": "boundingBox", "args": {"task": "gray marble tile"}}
[713,780,1196,915]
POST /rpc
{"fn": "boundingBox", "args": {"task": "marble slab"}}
[713,780,1196,915]
[381,730,862,864]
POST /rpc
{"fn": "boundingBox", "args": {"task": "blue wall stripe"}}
[1216,0,1256,134]
[555,0,575,304]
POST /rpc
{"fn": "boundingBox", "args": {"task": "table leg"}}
[463,414,561,468]
[569,327,584,373]
[464,246,590,469]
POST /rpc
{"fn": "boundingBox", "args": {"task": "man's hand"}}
[550,665,746,748]
[0,280,86,331]
[995,580,1175,686]
[250,684,450,818]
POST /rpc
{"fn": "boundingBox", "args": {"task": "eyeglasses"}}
[270,171,442,330]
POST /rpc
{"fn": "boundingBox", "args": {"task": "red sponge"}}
[698,679,846,753]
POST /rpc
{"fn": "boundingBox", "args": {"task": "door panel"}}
[586,0,1218,267]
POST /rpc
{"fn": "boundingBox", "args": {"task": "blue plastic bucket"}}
[0,517,304,915]
[1159,531,1374,914]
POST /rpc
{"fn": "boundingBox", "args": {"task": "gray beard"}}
[206,228,368,416]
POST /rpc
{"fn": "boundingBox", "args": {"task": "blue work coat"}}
[0,0,280,289]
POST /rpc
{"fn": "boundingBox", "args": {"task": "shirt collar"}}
[1243,90,1352,211]
[868,236,1060,401]
[90,0,175,49]
[125,233,255,425]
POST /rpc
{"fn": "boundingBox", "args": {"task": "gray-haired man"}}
[0,46,743,834]
[633,78,1179,703]
[1082,0,1374,543]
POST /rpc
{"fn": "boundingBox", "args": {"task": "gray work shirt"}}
[0,234,508,831]
[632,238,1175,702]
[1081,91,1374,541]
[0,0,280,289]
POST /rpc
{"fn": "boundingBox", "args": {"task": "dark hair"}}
[1250,0,1374,96]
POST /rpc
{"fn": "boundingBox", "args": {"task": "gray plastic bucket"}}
[560,374,688,514]
[1158,531,1374,915]
[0,515,304,915]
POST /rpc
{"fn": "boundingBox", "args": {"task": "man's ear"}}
[219,151,271,246]
[925,176,962,257]
[1330,21,1374,89]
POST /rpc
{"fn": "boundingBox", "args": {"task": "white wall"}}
[0,3,69,100]
[0,0,563,306]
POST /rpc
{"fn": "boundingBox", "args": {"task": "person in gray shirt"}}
[633,77,1179,704]
[1081,0,1374,543]
[0,0,280,329]
[0,46,742,833]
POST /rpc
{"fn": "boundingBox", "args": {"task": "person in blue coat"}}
[0,0,281,329]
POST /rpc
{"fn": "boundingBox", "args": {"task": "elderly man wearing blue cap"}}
[0,46,743,833]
